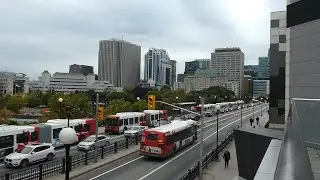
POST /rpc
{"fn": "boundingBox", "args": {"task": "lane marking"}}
[137,107,268,180]
[89,107,267,180]
[89,156,143,180]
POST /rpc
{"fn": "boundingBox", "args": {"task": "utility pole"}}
[199,97,204,180]
[215,111,219,159]
[94,93,99,163]
[240,105,243,128]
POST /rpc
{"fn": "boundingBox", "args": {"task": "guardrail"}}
[178,132,234,180]
[0,136,140,180]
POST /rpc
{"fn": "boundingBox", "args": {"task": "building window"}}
[271,20,279,28]
[279,35,286,43]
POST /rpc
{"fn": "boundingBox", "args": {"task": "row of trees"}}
[0,85,240,122]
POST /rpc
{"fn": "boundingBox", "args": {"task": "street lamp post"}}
[215,111,219,159]
[58,98,63,118]
[94,93,99,163]
[260,98,263,116]
[136,97,140,101]
[240,105,243,128]
[59,127,77,180]
[199,97,204,180]
[66,106,71,127]
[252,100,255,119]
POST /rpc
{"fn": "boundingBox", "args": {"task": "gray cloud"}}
[0,0,285,79]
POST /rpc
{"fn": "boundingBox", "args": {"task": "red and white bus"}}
[140,119,197,158]
[141,110,168,127]
[0,125,40,160]
[105,112,145,134]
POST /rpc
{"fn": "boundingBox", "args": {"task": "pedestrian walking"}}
[256,116,259,126]
[250,118,254,126]
[223,150,231,168]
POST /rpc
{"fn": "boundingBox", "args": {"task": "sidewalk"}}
[46,145,140,180]
[201,112,269,180]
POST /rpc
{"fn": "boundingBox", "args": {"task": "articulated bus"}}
[0,125,40,160]
[105,112,145,134]
[140,120,197,158]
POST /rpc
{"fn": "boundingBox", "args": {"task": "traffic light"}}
[148,95,156,110]
[98,107,104,120]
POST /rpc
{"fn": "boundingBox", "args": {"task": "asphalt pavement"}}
[72,104,268,180]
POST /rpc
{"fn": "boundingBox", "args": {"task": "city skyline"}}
[0,0,285,80]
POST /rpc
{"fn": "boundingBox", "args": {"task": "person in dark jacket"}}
[223,150,231,168]
[256,116,260,125]
[250,118,254,126]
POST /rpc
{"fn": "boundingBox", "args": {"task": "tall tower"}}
[211,47,244,97]
[98,39,141,88]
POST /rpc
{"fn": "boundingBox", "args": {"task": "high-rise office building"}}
[144,48,174,87]
[269,11,287,128]
[170,60,177,86]
[98,39,141,88]
[258,57,270,78]
[211,47,244,97]
[69,64,94,76]
[184,59,210,75]
[244,65,259,78]
[195,59,210,69]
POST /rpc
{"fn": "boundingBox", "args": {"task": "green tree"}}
[6,95,26,113]
[132,100,147,112]
[25,93,41,108]
[104,99,133,116]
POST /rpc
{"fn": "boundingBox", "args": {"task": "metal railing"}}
[178,132,234,180]
[0,136,140,180]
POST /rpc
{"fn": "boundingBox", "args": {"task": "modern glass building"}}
[258,57,270,78]
[253,79,270,98]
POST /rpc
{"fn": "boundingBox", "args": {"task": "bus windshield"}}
[146,133,158,140]
[106,118,118,126]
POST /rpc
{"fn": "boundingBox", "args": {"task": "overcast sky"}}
[0,0,286,80]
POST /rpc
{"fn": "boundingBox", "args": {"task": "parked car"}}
[5,143,56,168]
[124,125,148,138]
[205,112,213,117]
[77,134,110,151]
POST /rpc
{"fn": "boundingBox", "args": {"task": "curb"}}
[71,149,140,179]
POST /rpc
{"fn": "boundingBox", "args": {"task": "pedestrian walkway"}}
[201,112,269,180]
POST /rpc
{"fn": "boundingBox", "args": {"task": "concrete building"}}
[211,47,244,97]
[69,64,94,76]
[98,39,141,88]
[253,79,270,98]
[258,57,270,78]
[177,74,185,83]
[286,0,320,121]
[144,48,174,87]
[30,71,115,93]
[173,82,184,90]
[243,75,253,98]
[269,11,287,128]
[184,59,210,76]
[0,72,29,95]
[195,59,210,69]
[170,60,177,86]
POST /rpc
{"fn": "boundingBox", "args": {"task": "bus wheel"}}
[171,149,176,157]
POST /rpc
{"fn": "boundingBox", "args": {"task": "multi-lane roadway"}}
[73,104,268,180]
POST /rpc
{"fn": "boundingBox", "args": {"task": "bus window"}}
[119,119,123,126]
[74,124,82,133]
[84,124,91,131]
[129,118,133,125]
[146,133,158,140]
[16,133,29,143]
[135,117,139,124]
[140,116,144,122]
[155,114,159,120]
[151,115,155,121]
[31,132,38,141]
[53,128,62,139]
[0,135,14,149]
[124,119,128,126]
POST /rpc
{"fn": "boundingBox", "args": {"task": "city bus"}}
[105,112,145,134]
[140,119,197,158]
[141,110,168,127]
[0,125,40,160]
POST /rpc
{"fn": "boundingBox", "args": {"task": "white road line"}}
[89,107,267,180]
[137,107,268,180]
[89,156,143,180]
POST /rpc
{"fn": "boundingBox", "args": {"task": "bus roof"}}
[146,120,196,135]
[0,125,35,136]
[107,112,145,119]
[47,119,86,125]
[143,110,162,114]
[176,102,197,105]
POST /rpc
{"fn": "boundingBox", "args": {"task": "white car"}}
[5,144,56,168]
[124,126,148,138]
[77,135,110,151]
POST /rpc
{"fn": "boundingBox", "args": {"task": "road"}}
[73,104,268,180]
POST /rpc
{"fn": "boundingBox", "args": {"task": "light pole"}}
[66,106,71,127]
[240,105,243,128]
[260,98,263,116]
[215,110,219,159]
[199,97,204,180]
[252,99,255,119]
[59,127,77,180]
[58,98,63,118]
[94,93,99,163]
